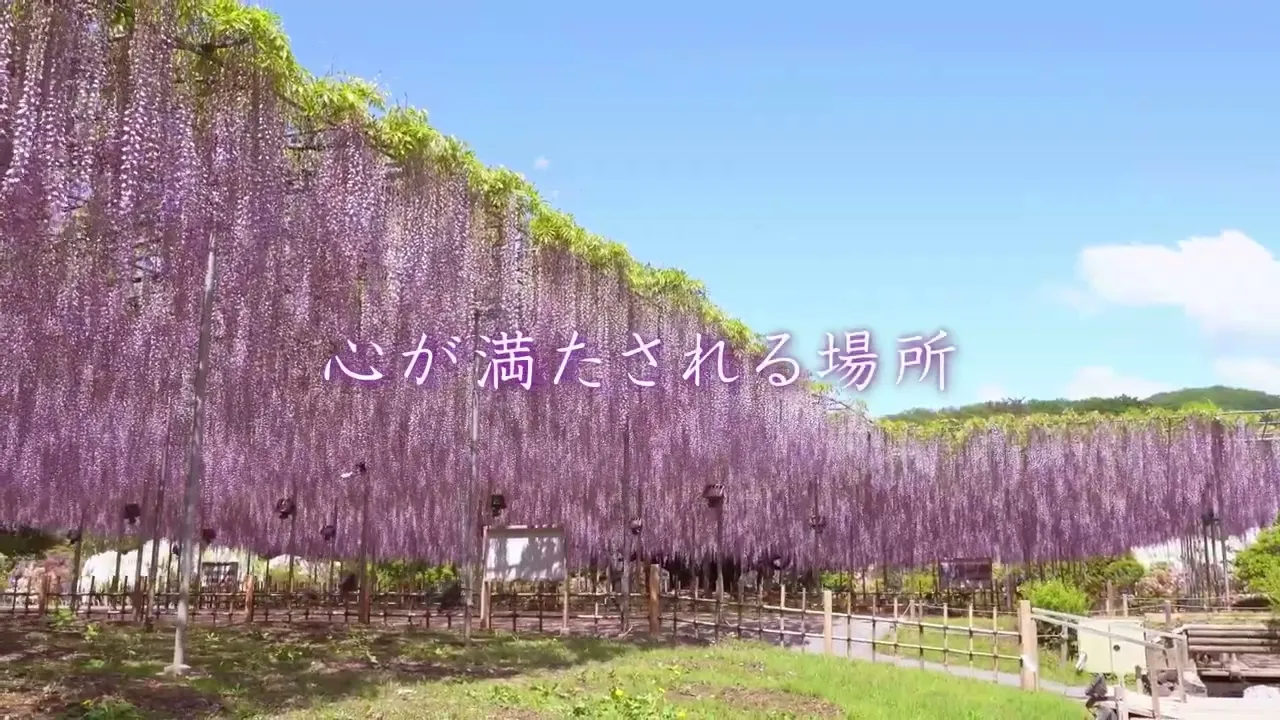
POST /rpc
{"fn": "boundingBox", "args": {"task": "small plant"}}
[568,686,686,719]
[489,685,521,706]
[80,697,142,720]
[530,681,573,700]
[48,607,76,630]
[272,644,304,663]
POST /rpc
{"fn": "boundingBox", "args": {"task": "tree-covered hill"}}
[1144,386,1280,412]
[884,386,1280,423]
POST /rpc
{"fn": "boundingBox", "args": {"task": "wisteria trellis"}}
[0,0,1277,572]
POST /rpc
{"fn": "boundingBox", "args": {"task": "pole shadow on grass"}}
[0,617,660,718]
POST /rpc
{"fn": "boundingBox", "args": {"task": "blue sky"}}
[262,0,1280,416]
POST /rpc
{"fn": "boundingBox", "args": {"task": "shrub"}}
[820,571,851,591]
[1018,578,1089,616]
[1234,515,1280,596]
[1253,564,1280,611]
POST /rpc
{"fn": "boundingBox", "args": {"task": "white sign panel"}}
[483,525,566,582]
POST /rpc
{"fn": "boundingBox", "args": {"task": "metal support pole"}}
[463,308,482,644]
[358,466,371,624]
[620,418,632,633]
[167,250,216,675]
[112,516,125,597]
[326,500,338,604]
[144,481,166,627]
[286,491,297,622]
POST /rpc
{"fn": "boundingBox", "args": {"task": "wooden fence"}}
[2,564,1041,691]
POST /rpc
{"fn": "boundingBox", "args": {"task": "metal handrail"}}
[1030,612,1165,651]
[1030,608,1189,708]
[1035,608,1188,642]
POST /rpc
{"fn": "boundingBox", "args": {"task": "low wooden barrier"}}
[1,564,1036,691]
[1180,622,1280,680]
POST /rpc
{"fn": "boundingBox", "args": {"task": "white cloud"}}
[1213,357,1280,395]
[1063,366,1173,400]
[533,156,550,170]
[1041,283,1102,314]
[1071,230,1280,337]
[976,384,1008,402]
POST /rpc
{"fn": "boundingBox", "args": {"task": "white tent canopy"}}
[77,541,249,588]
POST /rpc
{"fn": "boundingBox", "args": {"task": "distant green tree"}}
[1256,566,1280,610]
[1100,555,1145,595]
[0,527,60,559]
[373,560,456,588]
[883,386,1280,423]
[1146,386,1280,412]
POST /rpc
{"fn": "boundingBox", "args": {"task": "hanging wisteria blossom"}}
[0,0,1277,574]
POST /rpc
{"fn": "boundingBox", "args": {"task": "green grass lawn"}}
[884,613,1093,688]
[0,617,1088,719]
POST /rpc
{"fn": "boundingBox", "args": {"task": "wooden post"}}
[778,583,786,645]
[891,596,900,658]
[692,581,700,640]
[37,574,49,615]
[942,603,950,668]
[479,580,491,630]
[800,586,809,647]
[561,577,569,634]
[1163,599,1173,627]
[244,574,255,622]
[1018,599,1038,691]
[647,564,660,635]
[966,603,974,671]
[1105,580,1115,616]
[1146,662,1162,718]
[736,573,744,638]
[992,605,1000,680]
[1172,635,1189,703]
[822,589,833,655]
[844,588,852,655]
[870,594,878,662]
[1115,685,1129,720]
[1122,594,1129,617]
[69,530,84,614]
